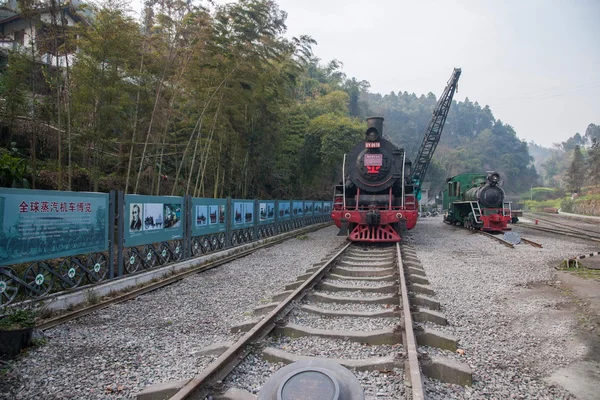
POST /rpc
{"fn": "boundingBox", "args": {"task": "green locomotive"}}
[442,172,513,232]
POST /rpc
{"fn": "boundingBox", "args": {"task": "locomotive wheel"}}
[58,257,85,289]
[191,238,201,256]
[209,235,218,251]
[171,241,183,261]
[201,236,210,253]
[143,244,158,269]
[159,242,171,264]
[24,261,54,298]
[0,267,20,306]
[86,253,108,283]
[124,248,142,274]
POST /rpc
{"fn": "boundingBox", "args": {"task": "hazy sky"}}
[136,0,600,148]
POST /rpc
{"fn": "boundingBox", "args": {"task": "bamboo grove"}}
[0,0,366,199]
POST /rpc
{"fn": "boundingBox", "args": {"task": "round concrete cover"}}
[503,231,521,244]
[258,360,364,400]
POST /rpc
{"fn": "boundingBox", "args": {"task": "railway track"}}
[476,231,543,249]
[159,243,471,400]
[523,214,600,242]
[444,221,542,249]
[518,222,600,244]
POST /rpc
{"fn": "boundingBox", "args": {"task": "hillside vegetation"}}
[0,0,598,204]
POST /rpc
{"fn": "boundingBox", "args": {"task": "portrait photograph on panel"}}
[209,205,219,225]
[130,203,143,232]
[143,203,163,230]
[196,205,208,227]
[163,204,181,229]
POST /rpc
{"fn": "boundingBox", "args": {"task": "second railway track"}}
[164,242,472,400]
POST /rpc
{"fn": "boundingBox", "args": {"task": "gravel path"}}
[410,217,598,399]
[0,226,345,400]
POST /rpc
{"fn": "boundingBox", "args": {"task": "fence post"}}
[108,190,116,279]
[254,199,259,241]
[184,194,191,259]
[226,197,232,248]
[117,191,124,277]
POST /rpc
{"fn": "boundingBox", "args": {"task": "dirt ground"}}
[542,256,600,400]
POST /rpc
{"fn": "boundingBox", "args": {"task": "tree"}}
[566,145,585,193]
[588,139,600,186]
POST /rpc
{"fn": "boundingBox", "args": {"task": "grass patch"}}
[557,260,600,280]
[296,234,309,240]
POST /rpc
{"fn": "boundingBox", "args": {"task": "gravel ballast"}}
[0,226,345,400]
[410,217,598,399]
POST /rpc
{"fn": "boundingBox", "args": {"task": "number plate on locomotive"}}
[364,153,383,166]
[365,142,380,148]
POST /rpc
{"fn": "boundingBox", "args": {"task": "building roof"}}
[0,4,86,26]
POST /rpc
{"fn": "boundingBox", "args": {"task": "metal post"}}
[184,194,191,259]
[117,191,124,277]
[108,190,116,279]
[342,154,346,209]
[253,199,259,241]
[225,197,232,248]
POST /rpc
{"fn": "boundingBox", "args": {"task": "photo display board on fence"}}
[292,201,304,218]
[314,201,323,215]
[259,201,275,225]
[192,198,226,236]
[303,201,314,216]
[124,195,184,247]
[278,201,291,219]
[0,188,109,266]
[232,200,254,228]
[323,201,332,214]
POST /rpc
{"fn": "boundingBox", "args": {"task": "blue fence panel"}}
[259,201,275,225]
[292,201,303,218]
[0,188,109,267]
[124,194,184,247]
[278,200,291,219]
[191,198,226,237]
[314,201,323,215]
[232,199,254,229]
[303,201,314,216]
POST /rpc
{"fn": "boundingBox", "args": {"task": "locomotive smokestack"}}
[366,117,384,141]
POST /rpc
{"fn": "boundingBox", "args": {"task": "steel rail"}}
[396,243,425,400]
[520,224,600,244]
[37,223,332,331]
[523,213,600,236]
[169,242,352,400]
[521,238,543,248]
[476,231,514,248]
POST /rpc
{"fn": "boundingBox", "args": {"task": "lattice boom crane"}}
[410,67,462,195]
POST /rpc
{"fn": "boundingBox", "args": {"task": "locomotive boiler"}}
[442,172,513,232]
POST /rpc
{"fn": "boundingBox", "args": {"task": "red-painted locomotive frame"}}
[331,190,419,242]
